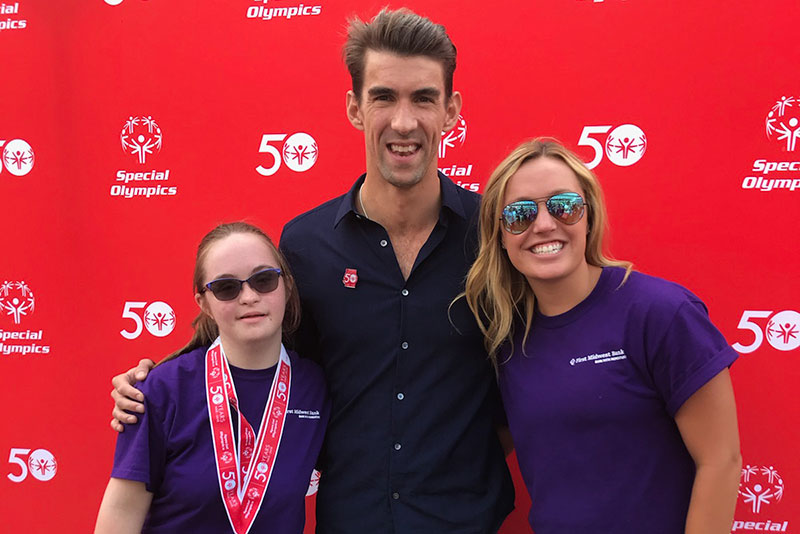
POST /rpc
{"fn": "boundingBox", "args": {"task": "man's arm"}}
[675,368,741,534]
[110,358,155,432]
[94,478,153,534]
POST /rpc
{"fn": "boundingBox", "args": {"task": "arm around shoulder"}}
[95,477,153,534]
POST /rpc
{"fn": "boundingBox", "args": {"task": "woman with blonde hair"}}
[465,139,741,533]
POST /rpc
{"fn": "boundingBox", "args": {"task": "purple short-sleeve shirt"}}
[500,267,737,534]
[111,346,329,534]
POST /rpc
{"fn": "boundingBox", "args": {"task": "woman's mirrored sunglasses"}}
[500,192,586,234]
[201,268,282,301]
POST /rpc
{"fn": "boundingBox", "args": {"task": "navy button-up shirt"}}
[280,173,514,534]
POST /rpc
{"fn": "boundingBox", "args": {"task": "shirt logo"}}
[569,348,627,366]
[342,268,358,289]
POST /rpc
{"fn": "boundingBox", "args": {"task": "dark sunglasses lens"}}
[502,201,538,234]
[208,280,241,301]
[547,193,585,225]
[249,270,280,293]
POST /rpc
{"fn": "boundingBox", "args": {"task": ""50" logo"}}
[577,124,646,169]
[7,448,57,483]
[732,310,800,354]
[120,301,176,339]
[256,132,318,176]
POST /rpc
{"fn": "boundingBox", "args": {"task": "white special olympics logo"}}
[121,116,163,165]
[1,139,35,177]
[439,114,467,158]
[27,449,57,482]
[0,281,35,324]
[281,132,318,172]
[224,479,236,491]
[247,487,261,499]
[212,394,224,405]
[605,124,647,166]
[256,462,269,473]
[765,310,800,351]
[143,301,176,337]
[766,96,800,151]
[221,451,233,464]
[739,465,784,514]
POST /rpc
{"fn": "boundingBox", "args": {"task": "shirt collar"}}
[333,172,468,228]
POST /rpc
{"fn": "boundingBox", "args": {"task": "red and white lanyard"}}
[205,338,291,534]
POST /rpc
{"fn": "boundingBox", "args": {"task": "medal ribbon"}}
[205,338,291,534]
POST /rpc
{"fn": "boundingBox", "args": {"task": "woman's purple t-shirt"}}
[499,267,737,534]
[111,346,329,534]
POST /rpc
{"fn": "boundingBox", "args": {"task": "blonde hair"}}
[464,138,632,368]
[159,222,301,365]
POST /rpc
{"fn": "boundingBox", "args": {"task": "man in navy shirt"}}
[112,8,513,533]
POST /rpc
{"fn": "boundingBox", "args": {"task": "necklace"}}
[358,184,370,219]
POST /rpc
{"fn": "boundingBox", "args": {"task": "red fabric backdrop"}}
[1,1,798,532]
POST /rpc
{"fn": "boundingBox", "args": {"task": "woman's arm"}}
[95,477,153,534]
[675,368,742,534]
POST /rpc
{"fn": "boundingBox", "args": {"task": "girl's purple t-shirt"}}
[500,267,737,534]
[111,346,329,534]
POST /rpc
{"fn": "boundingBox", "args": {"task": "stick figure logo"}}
[1,139,35,177]
[281,132,318,172]
[604,124,647,166]
[439,115,467,159]
[27,449,57,482]
[765,310,800,351]
[143,301,176,337]
[0,281,35,324]
[766,96,800,151]
[120,116,163,164]
[739,464,785,514]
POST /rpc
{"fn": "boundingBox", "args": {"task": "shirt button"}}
[380,239,388,247]
[401,342,409,350]
[394,443,402,451]
[396,392,404,400]
[392,492,400,500]
[401,289,409,296]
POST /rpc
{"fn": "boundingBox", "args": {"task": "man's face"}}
[347,50,461,189]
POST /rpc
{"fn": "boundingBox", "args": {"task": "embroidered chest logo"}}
[569,348,627,366]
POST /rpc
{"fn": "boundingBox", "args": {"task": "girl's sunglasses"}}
[500,192,586,234]
[201,268,282,301]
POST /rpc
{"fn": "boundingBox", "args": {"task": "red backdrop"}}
[1,1,798,532]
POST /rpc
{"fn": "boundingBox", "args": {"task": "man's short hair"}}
[343,8,457,100]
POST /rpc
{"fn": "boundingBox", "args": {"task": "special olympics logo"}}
[766,96,800,151]
[221,451,234,464]
[306,469,321,496]
[439,115,467,158]
[256,462,269,474]
[739,464,784,514]
[282,132,318,172]
[765,310,800,351]
[120,116,163,164]
[143,301,176,337]
[605,124,647,166]
[247,487,261,500]
[27,449,57,482]
[224,479,236,491]
[1,139,35,177]
[0,281,35,324]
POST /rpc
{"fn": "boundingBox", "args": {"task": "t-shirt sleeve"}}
[110,379,168,493]
[650,298,738,417]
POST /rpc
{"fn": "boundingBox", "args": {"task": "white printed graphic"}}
[282,133,318,172]
[256,132,318,176]
[739,465,784,514]
[766,96,800,151]
[121,116,163,165]
[120,301,176,340]
[7,448,57,483]
[246,1,323,21]
[0,139,35,176]
[0,281,34,324]
[0,2,27,31]
[578,124,647,169]
[439,115,467,158]
[104,0,124,5]
[732,310,800,354]
[569,348,627,366]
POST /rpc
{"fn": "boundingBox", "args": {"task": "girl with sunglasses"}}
[96,222,329,534]
[464,139,740,534]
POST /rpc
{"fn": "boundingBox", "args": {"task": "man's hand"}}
[110,359,155,432]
